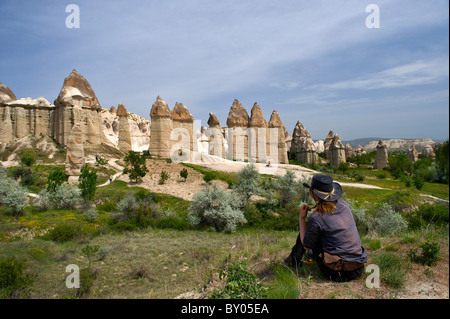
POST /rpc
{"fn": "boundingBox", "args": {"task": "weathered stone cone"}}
[149,96,173,158]
[172,102,195,161]
[206,112,225,158]
[324,130,335,159]
[345,143,354,159]
[248,103,268,162]
[354,145,366,156]
[54,69,100,109]
[374,140,388,169]
[65,122,85,179]
[110,106,117,114]
[226,99,249,127]
[268,110,289,164]
[329,134,346,167]
[290,121,310,153]
[298,137,318,164]
[0,82,17,104]
[226,99,249,161]
[407,144,418,162]
[117,103,132,152]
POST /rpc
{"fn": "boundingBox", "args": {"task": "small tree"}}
[233,164,261,203]
[78,164,97,201]
[47,168,67,193]
[159,170,169,185]
[180,168,188,182]
[123,151,149,183]
[276,170,299,208]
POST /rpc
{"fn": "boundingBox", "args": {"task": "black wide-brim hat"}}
[303,174,342,202]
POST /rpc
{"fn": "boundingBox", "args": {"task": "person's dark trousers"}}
[288,233,364,282]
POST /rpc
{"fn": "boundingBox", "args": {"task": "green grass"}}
[181,163,238,187]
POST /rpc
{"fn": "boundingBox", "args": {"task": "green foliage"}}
[371,251,406,289]
[266,265,300,299]
[372,203,408,235]
[413,176,425,190]
[78,164,97,201]
[337,162,350,174]
[0,169,28,215]
[210,260,265,299]
[19,149,36,167]
[47,168,67,193]
[0,256,34,299]
[388,153,413,179]
[13,166,34,186]
[180,168,188,181]
[384,191,418,212]
[81,245,100,272]
[233,164,261,202]
[405,204,449,230]
[434,141,449,184]
[36,184,82,211]
[42,222,83,243]
[188,184,246,232]
[347,151,376,166]
[276,170,303,208]
[408,239,441,266]
[123,151,149,183]
[203,171,215,184]
[158,170,169,185]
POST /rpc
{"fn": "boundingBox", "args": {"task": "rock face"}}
[149,96,173,158]
[364,138,437,153]
[0,93,54,143]
[407,144,418,162]
[101,108,151,152]
[354,145,366,156]
[374,140,388,169]
[205,112,226,158]
[315,140,325,153]
[117,104,132,152]
[172,102,195,161]
[268,110,289,164]
[422,144,436,158]
[226,99,249,161]
[53,70,109,149]
[290,121,317,164]
[329,134,346,167]
[65,123,85,179]
[345,143,354,159]
[248,103,268,162]
[0,82,17,103]
[324,130,335,159]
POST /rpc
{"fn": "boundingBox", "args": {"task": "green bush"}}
[210,260,265,299]
[203,171,215,184]
[371,251,406,289]
[180,168,188,181]
[19,149,36,167]
[0,256,34,299]
[233,164,261,202]
[384,191,418,212]
[158,170,169,185]
[36,184,82,211]
[47,168,67,194]
[78,164,97,201]
[0,170,29,215]
[408,239,441,266]
[372,203,408,235]
[188,184,246,232]
[43,222,83,243]
[413,176,425,190]
[405,204,449,230]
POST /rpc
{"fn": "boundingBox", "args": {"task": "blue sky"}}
[0,0,448,141]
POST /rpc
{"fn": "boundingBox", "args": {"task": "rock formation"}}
[315,140,325,153]
[329,134,346,167]
[324,130,335,159]
[117,104,132,152]
[65,123,84,183]
[345,143,354,159]
[290,121,317,164]
[407,144,418,162]
[422,144,436,158]
[205,112,225,158]
[268,110,289,164]
[171,102,195,161]
[248,102,268,162]
[0,82,16,104]
[149,96,173,158]
[354,145,366,156]
[363,138,437,153]
[374,140,388,169]
[226,99,249,161]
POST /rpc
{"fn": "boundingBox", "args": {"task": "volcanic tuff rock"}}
[54,69,100,109]
[65,122,85,179]
[268,110,289,164]
[0,82,17,104]
[117,104,132,152]
[149,96,173,158]
[422,144,436,158]
[329,134,346,167]
[363,138,437,154]
[249,103,268,128]
[248,103,269,162]
[172,102,194,122]
[207,112,221,128]
[374,140,388,169]
[226,99,249,128]
[324,130,335,159]
[172,102,195,161]
[206,112,225,158]
[290,121,317,164]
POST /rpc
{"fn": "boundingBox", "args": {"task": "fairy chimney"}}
[268,110,289,164]
[329,134,346,167]
[149,96,173,158]
[374,140,388,169]
[226,99,249,161]
[117,103,132,152]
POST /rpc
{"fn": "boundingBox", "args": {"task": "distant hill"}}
[341,138,385,149]
[340,138,441,153]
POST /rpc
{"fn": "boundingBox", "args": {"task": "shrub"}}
[413,176,425,190]
[158,170,169,185]
[408,239,441,266]
[276,170,300,208]
[384,191,417,212]
[19,149,36,167]
[242,203,263,227]
[371,251,406,289]
[203,171,215,184]
[47,168,67,193]
[188,184,246,232]
[117,193,138,215]
[233,164,261,202]
[82,208,99,222]
[13,166,34,186]
[405,204,449,230]
[43,222,83,243]
[210,260,265,299]
[0,256,34,299]
[180,168,188,181]
[36,184,82,211]
[372,203,408,235]
[0,172,29,215]
[434,140,449,184]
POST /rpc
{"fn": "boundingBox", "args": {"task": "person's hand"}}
[299,204,311,220]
